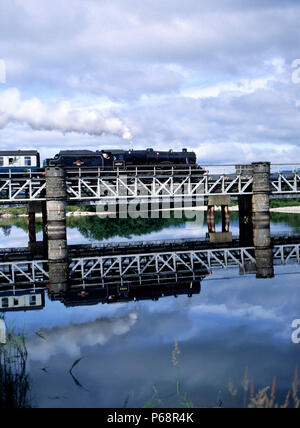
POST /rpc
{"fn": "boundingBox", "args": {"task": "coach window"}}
[0,157,3,167]
[2,298,9,308]
[9,157,15,165]
[24,156,32,167]
[29,295,37,306]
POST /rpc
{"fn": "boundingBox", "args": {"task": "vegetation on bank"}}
[139,342,300,409]
[67,215,187,241]
[0,212,192,241]
[0,324,31,408]
[1,198,300,218]
[2,209,300,241]
[0,323,299,408]
[0,205,95,217]
[270,198,300,208]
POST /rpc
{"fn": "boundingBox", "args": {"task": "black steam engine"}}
[44,148,204,172]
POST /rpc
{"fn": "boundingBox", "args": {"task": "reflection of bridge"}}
[0,236,300,305]
[1,243,300,288]
[1,166,300,204]
[1,234,300,311]
[0,239,212,311]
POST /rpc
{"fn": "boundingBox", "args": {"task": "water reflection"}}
[2,211,300,248]
[2,264,300,408]
[1,213,300,408]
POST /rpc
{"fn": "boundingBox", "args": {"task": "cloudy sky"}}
[1,0,300,164]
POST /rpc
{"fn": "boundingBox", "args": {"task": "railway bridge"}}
[1,162,300,279]
[0,162,300,204]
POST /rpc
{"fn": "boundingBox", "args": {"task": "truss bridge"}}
[1,164,300,204]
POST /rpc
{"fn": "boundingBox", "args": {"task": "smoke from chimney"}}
[0,88,132,140]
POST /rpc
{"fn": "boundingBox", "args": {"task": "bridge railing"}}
[2,164,300,203]
[271,164,300,174]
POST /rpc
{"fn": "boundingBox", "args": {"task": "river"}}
[1,212,300,408]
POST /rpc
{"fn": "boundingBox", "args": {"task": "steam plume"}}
[0,88,132,140]
[27,309,139,362]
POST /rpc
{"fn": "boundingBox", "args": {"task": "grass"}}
[0,323,32,408]
[228,366,300,409]
[0,207,27,216]
[0,205,95,217]
[270,198,300,209]
[2,198,300,218]
[136,342,300,409]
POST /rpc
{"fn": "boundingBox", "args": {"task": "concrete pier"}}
[45,167,68,262]
[28,206,36,244]
[45,167,69,298]
[238,195,253,246]
[207,205,216,234]
[252,162,274,278]
[27,201,47,256]
[221,205,230,233]
[207,195,232,243]
[48,262,69,298]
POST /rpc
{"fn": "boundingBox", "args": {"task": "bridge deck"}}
[0,236,300,287]
[1,167,300,203]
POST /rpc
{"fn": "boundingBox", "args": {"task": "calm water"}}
[1,212,300,408]
[1,211,300,248]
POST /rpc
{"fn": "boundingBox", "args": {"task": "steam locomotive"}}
[44,148,204,171]
[0,148,204,173]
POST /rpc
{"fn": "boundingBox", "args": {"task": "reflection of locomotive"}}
[44,148,205,172]
[49,280,202,307]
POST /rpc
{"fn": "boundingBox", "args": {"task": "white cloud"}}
[190,303,277,321]
[27,309,139,363]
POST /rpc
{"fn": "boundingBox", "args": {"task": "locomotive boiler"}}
[44,148,203,172]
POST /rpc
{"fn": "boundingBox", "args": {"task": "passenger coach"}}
[0,151,40,172]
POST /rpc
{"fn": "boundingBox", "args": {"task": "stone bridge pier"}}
[238,195,253,247]
[45,167,68,296]
[252,162,274,279]
[27,201,47,256]
[207,195,232,244]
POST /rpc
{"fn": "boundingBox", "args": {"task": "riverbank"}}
[0,210,96,219]
[1,205,300,218]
